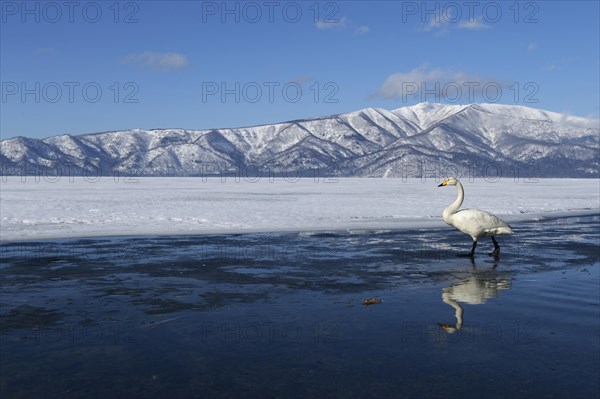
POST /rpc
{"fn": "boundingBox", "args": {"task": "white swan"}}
[438,177,513,257]
[439,270,512,333]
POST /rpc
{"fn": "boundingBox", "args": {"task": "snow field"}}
[1,177,598,241]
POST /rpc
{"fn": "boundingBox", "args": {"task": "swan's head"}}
[437,177,458,187]
[438,323,460,334]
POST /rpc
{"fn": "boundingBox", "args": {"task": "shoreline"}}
[2,209,598,244]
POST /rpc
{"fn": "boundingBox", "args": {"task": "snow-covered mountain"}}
[1,103,598,178]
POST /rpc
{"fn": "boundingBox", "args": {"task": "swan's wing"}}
[451,209,514,237]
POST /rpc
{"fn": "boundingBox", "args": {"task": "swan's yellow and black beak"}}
[438,180,448,187]
[438,323,458,334]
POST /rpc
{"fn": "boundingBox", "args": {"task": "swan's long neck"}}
[442,294,464,332]
[443,181,464,222]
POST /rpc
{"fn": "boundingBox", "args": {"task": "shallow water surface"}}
[1,215,599,398]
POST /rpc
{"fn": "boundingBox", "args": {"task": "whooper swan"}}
[438,177,514,257]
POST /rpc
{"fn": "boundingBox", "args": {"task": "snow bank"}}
[1,177,598,241]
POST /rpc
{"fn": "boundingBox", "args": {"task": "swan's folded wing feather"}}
[451,209,514,237]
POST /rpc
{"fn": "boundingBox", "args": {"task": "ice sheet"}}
[1,177,598,241]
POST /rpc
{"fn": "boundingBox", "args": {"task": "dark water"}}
[1,215,599,398]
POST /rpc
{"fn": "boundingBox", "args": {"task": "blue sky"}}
[1,0,599,139]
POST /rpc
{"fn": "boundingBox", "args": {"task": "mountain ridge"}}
[1,103,598,178]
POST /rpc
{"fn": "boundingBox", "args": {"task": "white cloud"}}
[375,64,496,101]
[422,18,449,33]
[560,114,600,129]
[527,43,537,51]
[315,17,369,36]
[355,25,370,35]
[377,65,444,99]
[456,17,490,30]
[315,16,347,30]
[542,57,579,72]
[422,15,491,34]
[122,51,190,71]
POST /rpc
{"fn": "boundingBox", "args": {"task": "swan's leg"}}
[457,240,477,257]
[489,236,500,256]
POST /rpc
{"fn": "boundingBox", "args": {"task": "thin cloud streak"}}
[122,52,190,72]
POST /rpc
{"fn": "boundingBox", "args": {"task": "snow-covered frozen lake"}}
[1,176,598,398]
[1,177,598,241]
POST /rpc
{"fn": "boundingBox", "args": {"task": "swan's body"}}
[439,271,512,333]
[438,177,513,256]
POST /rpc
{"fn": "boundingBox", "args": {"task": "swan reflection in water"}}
[439,261,511,334]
